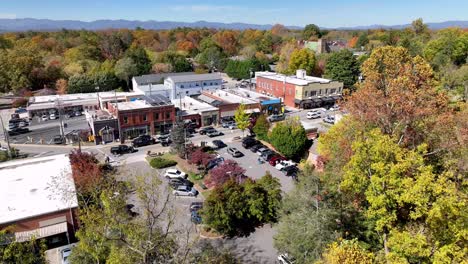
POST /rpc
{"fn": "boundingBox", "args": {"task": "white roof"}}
[0,154,78,224]
[203,90,257,104]
[115,100,153,110]
[171,96,218,114]
[227,88,279,101]
[256,71,333,86]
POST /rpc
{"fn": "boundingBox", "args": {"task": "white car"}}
[50,113,57,120]
[275,160,296,170]
[306,111,321,119]
[41,115,48,121]
[164,169,187,179]
[173,185,198,196]
[61,247,72,264]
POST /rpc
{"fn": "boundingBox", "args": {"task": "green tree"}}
[124,46,152,75]
[288,48,316,75]
[67,74,95,93]
[234,103,250,136]
[195,46,227,71]
[253,114,270,141]
[324,49,359,88]
[170,118,188,159]
[303,24,322,40]
[355,33,369,50]
[0,230,47,264]
[114,57,138,89]
[161,52,192,72]
[411,18,429,35]
[269,118,308,159]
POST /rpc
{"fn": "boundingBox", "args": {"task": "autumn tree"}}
[189,147,214,169]
[253,114,270,141]
[213,30,239,56]
[234,103,250,136]
[317,239,374,264]
[276,41,298,73]
[288,48,316,75]
[56,78,68,94]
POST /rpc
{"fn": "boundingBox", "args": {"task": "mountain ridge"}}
[0,18,466,32]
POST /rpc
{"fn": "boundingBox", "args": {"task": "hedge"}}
[149,157,177,169]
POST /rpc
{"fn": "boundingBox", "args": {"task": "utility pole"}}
[0,114,12,159]
[114,89,123,143]
[56,96,65,137]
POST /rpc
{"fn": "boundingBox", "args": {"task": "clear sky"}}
[1,0,467,27]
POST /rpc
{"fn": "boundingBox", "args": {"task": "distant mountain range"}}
[0,18,466,32]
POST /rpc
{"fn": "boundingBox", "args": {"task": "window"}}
[203,82,207,86]
[304,91,308,97]
[180,85,184,88]
[310,91,317,96]
[325,89,328,94]
[123,116,128,124]
[166,112,171,119]
[186,91,189,95]
[153,112,159,120]
[210,82,213,85]
[318,89,322,95]
[331,88,336,94]
[196,83,199,87]
[296,90,299,95]
[142,114,147,121]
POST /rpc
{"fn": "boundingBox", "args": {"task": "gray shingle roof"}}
[167,73,222,83]
[133,72,194,85]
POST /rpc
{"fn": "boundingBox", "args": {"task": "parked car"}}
[329,105,340,111]
[211,140,226,149]
[49,113,57,120]
[132,135,156,147]
[74,111,82,117]
[283,165,299,176]
[164,169,187,179]
[199,126,215,135]
[323,115,335,124]
[228,122,237,129]
[269,155,286,166]
[262,152,277,162]
[41,115,48,121]
[53,135,65,145]
[275,160,297,170]
[169,178,193,189]
[206,157,225,170]
[256,147,271,156]
[189,202,203,212]
[191,210,202,224]
[267,114,285,122]
[242,137,258,148]
[277,253,295,264]
[227,147,243,157]
[110,144,135,155]
[221,121,235,128]
[8,127,30,136]
[250,143,264,153]
[207,130,223,137]
[306,111,321,119]
[61,247,72,264]
[173,185,198,196]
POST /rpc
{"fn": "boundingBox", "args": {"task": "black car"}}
[250,144,264,153]
[8,127,30,136]
[132,135,156,147]
[283,165,298,176]
[242,138,258,148]
[199,126,215,135]
[53,135,65,145]
[212,140,226,149]
[169,178,193,189]
[111,144,135,155]
[206,157,224,170]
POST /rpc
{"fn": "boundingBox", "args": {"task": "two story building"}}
[255,70,343,109]
[165,73,223,99]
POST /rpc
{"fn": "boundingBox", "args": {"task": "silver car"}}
[173,185,198,197]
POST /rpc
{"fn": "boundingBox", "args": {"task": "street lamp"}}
[95,86,100,109]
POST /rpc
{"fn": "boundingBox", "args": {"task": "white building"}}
[171,96,219,126]
[132,72,193,99]
[0,154,78,245]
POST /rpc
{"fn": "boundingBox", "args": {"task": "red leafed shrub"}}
[188,148,214,167]
[69,150,102,193]
[205,160,246,188]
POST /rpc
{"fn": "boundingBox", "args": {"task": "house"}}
[255,70,343,109]
[0,155,79,247]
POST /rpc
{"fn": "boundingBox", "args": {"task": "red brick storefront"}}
[256,76,296,108]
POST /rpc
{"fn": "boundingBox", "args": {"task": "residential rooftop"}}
[0,154,78,225]
[167,73,222,83]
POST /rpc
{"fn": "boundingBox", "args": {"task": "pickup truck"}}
[110,145,135,155]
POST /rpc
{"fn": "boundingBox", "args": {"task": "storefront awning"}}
[245,108,260,114]
[15,222,68,242]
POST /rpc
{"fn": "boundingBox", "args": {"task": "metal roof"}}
[167,73,222,83]
[133,72,194,85]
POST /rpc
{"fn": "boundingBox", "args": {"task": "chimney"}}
[296,69,306,79]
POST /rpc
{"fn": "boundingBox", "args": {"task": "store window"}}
[166,112,171,119]
[153,112,159,120]
[123,116,128,124]
[142,114,147,121]
[310,91,317,96]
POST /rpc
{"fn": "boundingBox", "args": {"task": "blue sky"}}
[1,0,467,27]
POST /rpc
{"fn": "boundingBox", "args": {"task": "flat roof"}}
[115,95,172,110]
[133,72,194,85]
[255,71,334,86]
[167,73,222,83]
[226,88,279,102]
[0,154,78,225]
[171,96,218,115]
[203,90,257,104]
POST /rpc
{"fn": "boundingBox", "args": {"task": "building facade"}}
[165,73,223,99]
[171,96,219,127]
[107,95,175,139]
[255,70,343,109]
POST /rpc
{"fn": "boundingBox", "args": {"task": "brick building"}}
[107,94,175,139]
[255,70,343,109]
[0,155,79,248]
[198,90,260,120]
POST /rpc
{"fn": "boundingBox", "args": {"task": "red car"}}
[269,155,286,166]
